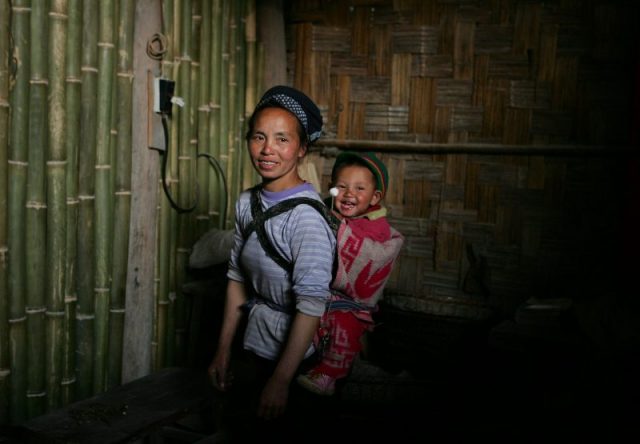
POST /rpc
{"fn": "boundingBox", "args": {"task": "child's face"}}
[332,165,382,218]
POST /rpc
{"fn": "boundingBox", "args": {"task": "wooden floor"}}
[2,304,637,443]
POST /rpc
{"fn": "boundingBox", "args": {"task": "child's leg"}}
[314,311,367,379]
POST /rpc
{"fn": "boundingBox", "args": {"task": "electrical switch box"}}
[153,78,176,115]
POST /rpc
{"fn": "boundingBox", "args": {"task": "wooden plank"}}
[509,80,551,109]
[513,2,541,54]
[257,0,287,87]
[392,25,440,54]
[453,20,474,80]
[474,25,513,54]
[412,55,453,78]
[537,23,557,82]
[436,79,472,106]
[451,106,483,132]
[352,6,371,57]
[311,26,351,52]
[330,53,368,76]
[123,0,162,382]
[392,53,411,105]
[409,77,435,134]
[350,76,390,103]
[371,23,391,77]
[9,367,214,444]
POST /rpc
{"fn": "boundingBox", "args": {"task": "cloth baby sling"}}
[239,185,340,314]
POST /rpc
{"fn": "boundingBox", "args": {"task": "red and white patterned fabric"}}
[313,207,404,379]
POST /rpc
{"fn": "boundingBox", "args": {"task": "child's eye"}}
[250,134,264,142]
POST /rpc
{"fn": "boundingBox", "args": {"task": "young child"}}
[296,151,404,396]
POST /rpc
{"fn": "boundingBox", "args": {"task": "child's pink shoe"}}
[296,371,336,396]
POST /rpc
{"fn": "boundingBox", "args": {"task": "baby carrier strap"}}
[242,185,339,274]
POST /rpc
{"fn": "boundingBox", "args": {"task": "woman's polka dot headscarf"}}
[254,85,323,143]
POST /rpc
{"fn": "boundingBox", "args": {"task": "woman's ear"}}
[370,190,382,206]
[298,143,308,158]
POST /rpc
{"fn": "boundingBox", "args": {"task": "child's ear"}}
[370,190,382,206]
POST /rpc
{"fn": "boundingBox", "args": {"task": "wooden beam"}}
[314,138,637,156]
[257,0,286,88]
[122,0,162,383]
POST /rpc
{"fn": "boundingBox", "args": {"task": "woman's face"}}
[332,164,381,218]
[247,107,306,192]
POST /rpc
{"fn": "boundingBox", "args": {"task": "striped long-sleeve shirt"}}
[227,182,336,360]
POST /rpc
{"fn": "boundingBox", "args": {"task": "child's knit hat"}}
[332,151,389,198]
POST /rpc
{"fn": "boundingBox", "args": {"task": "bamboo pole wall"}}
[7,0,30,425]
[1,0,256,424]
[62,0,82,407]
[25,0,48,418]
[0,0,11,426]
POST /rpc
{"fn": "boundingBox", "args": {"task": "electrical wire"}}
[158,113,229,221]
[159,113,198,214]
[197,152,228,227]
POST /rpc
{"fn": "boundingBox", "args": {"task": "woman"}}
[208,86,336,430]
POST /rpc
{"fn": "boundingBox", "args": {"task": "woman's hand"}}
[257,374,289,420]
[255,312,321,420]
[208,279,247,392]
[208,351,233,392]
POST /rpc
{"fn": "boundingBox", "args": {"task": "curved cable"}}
[197,152,228,227]
[159,114,198,214]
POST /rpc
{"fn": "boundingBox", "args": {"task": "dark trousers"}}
[214,351,338,443]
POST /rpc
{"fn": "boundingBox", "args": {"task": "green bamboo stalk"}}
[232,0,247,216]
[7,0,31,424]
[156,0,177,368]
[173,0,192,365]
[163,0,182,367]
[0,0,12,425]
[182,0,202,365]
[151,206,160,370]
[93,0,115,394]
[218,0,230,229]
[154,0,174,370]
[208,0,223,229]
[154,0,175,369]
[242,0,258,191]
[225,0,238,227]
[107,0,134,390]
[26,0,49,419]
[195,0,211,239]
[61,0,82,407]
[256,42,264,111]
[45,0,69,413]
[244,0,256,116]
[76,0,99,401]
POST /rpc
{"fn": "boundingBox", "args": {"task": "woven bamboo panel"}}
[288,0,635,317]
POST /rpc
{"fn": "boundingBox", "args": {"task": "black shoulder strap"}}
[243,185,339,273]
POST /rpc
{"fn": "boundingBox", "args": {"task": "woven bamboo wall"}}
[284,0,637,318]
